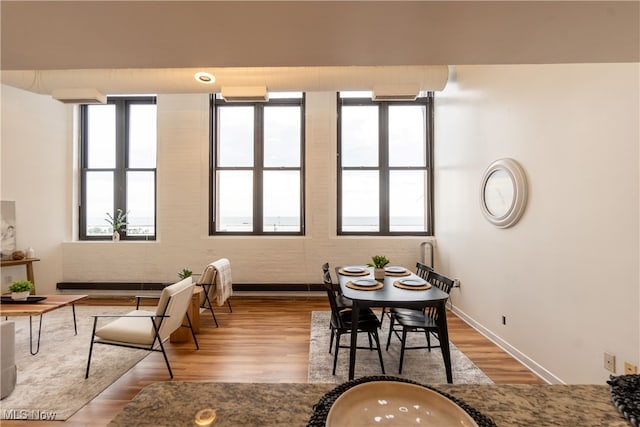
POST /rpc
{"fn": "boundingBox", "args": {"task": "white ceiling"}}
[1,1,638,97]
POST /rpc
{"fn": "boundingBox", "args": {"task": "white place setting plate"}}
[352,279,379,287]
[343,266,366,273]
[385,266,406,273]
[398,279,426,287]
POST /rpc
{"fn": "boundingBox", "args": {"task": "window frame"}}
[79,96,158,241]
[209,94,306,236]
[337,93,434,236]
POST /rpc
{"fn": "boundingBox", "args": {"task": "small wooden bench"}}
[170,286,203,343]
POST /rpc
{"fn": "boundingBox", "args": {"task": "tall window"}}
[338,92,433,235]
[211,93,305,235]
[80,97,157,240]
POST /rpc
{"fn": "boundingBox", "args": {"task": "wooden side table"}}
[1,258,40,294]
[170,286,203,343]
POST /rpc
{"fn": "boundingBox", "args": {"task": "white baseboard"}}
[450,304,564,384]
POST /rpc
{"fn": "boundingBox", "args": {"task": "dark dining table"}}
[336,266,452,382]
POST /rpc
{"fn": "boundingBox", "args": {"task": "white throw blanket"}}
[197,258,233,306]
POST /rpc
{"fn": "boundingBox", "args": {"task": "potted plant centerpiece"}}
[105,209,129,241]
[178,268,192,279]
[9,280,34,300]
[368,255,390,280]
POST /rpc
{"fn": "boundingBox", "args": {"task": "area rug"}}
[308,311,493,384]
[0,305,150,421]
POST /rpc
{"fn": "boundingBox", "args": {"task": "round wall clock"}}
[480,158,528,228]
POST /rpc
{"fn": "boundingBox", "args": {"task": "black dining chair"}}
[322,263,350,347]
[322,263,375,350]
[322,270,385,376]
[385,270,454,374]
[380,262,434,326]
[322,262,352,310]
[415,261,433,280]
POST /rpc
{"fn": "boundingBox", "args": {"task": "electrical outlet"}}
[624,362,637,375]
[453,279,461,288]
[604,352,616,373]
[501,315,506,325]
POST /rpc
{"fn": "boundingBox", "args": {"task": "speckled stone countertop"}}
[108,382,627,427]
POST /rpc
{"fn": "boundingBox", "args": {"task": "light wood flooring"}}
[3,295,544,426]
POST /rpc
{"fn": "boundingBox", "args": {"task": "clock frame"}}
[480,158,528,228]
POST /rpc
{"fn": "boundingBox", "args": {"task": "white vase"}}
[112,230,120,241]
[11,291,30,301]
[25,246,35,258]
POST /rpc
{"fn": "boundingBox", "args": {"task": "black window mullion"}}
[209,96,218,235]
[79,106,89,239]
[336,93,344,233]
[114,99,127,237]
[209,94,218,235]
[426,94,435,235]
[379,104,390,233]
[254,104,263,234]
[298,97,306,234]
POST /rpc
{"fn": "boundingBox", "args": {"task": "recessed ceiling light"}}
[195,72,215,84]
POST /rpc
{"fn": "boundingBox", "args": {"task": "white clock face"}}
[483,169,514,218]
[480,158,528,228]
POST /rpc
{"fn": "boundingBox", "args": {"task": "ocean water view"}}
[86,216,155,236]
[218,216,426,232]
[87,216,426,234]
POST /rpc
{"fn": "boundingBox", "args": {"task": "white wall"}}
[435,63,639,384]
[1,88,430,291]
[0,85,70,293]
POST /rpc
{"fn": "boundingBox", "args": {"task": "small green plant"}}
[178,268,192,279]
[105,209,129,232]
[9,280,34,293]
[368,255,390,269]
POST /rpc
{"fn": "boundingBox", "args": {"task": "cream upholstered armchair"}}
[85,277,198,379]
[1,321,16,399]
[196,258,233,327]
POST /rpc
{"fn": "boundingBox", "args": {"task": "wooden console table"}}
[170,286,203,343]
[1,258,40,294]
